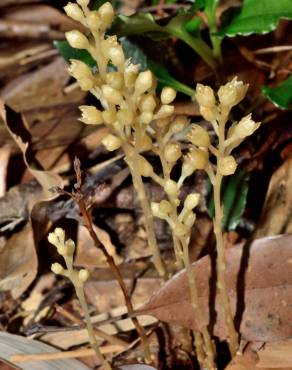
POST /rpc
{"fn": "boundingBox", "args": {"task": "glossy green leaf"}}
[262,75,292,110]
[189,0,206,12]
[111,10,216,69]
[219,0,292,37]
[54,38,195,96]
[207,169,250,231]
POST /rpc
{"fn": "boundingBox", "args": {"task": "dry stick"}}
[73,160,152,363]
[11,345,124,363]
[213,115,239,357]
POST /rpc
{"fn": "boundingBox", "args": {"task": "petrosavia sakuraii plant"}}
[191,77,261,357]
[63,0,173,279]
[48,228,112,370]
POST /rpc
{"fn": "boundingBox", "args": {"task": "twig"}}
[72,157,152,363]
[11,345,125,363]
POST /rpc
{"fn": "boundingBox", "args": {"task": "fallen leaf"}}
[0,144,11,197]
[255,158,292,237]
[257,340,292,368]
[0,332,91,370]
[0,224,37,298]
[119,365,157,370]
[75,225,123,268]
[138,235,292,342]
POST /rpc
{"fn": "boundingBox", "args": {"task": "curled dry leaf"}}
[138,235,292,342]
[256,158,292,237]
[0,101,63,201]
[0,224,37,298]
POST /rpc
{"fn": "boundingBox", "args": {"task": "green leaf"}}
[207,169,250,231]
[54,38,195,96]
[189,0,206,12]
[262,75,292,109]
[111,10,216,69]
[219,0,292,37]
[54,41,96,67]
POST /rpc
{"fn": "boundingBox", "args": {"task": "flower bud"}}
[106,72,123,90]
[170,116,189,134]
[139,94,156,113]
[79,77,94,91]
[164,143,181,163]
[199,106,217,122]
[48,232,59,247]
[151,202,164,219]
[68,60,92,80]
[173,222,187,237]
[161,87,176,105]
[77,0,89,7]
[117,109,133,126]
[181,157,195,178]
[99,2,114,28]
[232,114,260,139]
[57,244,70,256]
[65,30,89,49]
[188,148,209,170]
[184,212,196,228]
[78,269,90,282]
[159,200,172,214]
[124,63,139,87]
[139,112,153,125]
[65,239,75,255]
[108,46,125,67]
[187,124,210,147]
[164,179,178,196]
[184,193,200,210]
[218,77,248,108]
[102,109,116,124]
[79,105,103,125]
[87,11,101,31]
[154,105,174,119]
[102,85,123,105]
[135,71,153,94]
[64,3,84,22]
[138,156,153,177]
[51,263,64,275]
[102,134,122,151]
[196,84,216,108]
[218,156,237,176]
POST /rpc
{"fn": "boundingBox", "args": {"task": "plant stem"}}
[180,237,216,370]
[212,116,238,357]
[205,0,222,62]
[123,143,167,279]
[75,284,112,370]
[166,27,217,71]
[63,252,111,370]
[75,189,152,363]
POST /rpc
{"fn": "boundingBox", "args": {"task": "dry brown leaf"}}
[75,225,123,268]
[0,223,37,298]
[0,144,11,197]
[257,340,292,368]
[0,102,63,201]
[255,158,292,237]
[0,57,84,112]
[3,4,84,33]
[138,235,292,342]
[0,332,91,370]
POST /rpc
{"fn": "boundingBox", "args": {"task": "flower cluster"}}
[190,77,260,178]
[64,1,177,156]
[48,228,89,286]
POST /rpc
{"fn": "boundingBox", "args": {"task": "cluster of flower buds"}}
[48,228,90,286]
[151,192,200,237]
[64,1,179,158]
[192,78,261,178]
